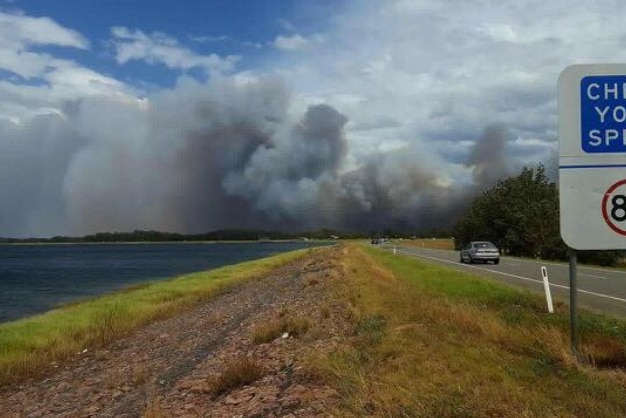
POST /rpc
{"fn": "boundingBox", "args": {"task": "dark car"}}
[460,241,500,264]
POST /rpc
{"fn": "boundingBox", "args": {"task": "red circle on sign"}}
[602,179,626,236]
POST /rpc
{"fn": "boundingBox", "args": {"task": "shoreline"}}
[0,246,342,416]
[0,242,331,325]
[0,239,331,246]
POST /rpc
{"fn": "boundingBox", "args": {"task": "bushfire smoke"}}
[0,77,517,237]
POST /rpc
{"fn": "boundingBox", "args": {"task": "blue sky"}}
[2,0,626,236]
[0,0,344,88]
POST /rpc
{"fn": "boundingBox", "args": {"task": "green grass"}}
[0,248,312,386]
[305,244,626,417]
[368,246,626,346]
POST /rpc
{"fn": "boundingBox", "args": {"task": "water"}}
[0,242,327,324]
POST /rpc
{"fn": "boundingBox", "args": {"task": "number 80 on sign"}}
[602,179,626,236]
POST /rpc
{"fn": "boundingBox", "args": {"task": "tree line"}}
[0,228,365,244]
[453,164,624,266]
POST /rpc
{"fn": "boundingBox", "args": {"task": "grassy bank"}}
[308,245,626,416]
[0,248,312,386]
[390,238,455,251]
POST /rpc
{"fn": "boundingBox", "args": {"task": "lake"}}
[0,242,328,324]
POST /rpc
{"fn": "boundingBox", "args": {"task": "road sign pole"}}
[558,64,626,358]
[569,249,579,354]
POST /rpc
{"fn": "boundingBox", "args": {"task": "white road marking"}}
[580,273,607,280]
[394,249,626,304]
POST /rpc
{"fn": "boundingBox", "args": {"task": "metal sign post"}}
[569,250,578,353]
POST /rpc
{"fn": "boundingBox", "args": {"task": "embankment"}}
[1,244,626,417]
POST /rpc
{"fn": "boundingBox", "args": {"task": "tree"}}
[454,164,624,265]
[454,164,565,258]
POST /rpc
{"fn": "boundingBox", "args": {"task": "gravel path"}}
[0,246,350,417]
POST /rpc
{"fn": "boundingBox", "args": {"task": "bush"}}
[206,357,264,398]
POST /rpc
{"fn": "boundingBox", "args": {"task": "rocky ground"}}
[0,246,351,417]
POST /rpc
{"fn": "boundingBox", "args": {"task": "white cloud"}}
[44,61,129,98]
[111,26,240,75]
[273,34,309,51]
[0,12,88,49]
[272,0,626,176]
[0,48,53,79]
[242,40,264,49]
[0,12,88,78]
[0,64,135,123]
[188,34,231,43]
[0,12,133,123]
[278,18,297,32]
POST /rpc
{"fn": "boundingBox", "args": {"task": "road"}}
[387,245,626,319]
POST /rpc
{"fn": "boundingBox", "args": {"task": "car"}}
[460,241,500,264]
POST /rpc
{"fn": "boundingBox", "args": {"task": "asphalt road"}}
[387,245,626,319]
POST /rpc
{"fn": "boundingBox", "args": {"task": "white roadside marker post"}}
[541,266,554,314]
[393,246,397,255]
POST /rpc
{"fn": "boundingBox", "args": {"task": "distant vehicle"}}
[459,241,500,264]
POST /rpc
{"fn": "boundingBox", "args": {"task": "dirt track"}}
[0,246,350,417]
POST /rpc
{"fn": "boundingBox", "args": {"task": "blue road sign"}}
[581,75,626,153]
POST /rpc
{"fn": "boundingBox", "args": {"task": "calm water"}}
[0,242,327,324]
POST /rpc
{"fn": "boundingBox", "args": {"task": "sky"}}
[1,0,625,237]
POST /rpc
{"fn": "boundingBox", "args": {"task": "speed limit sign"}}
[559,64,626,250]
[602,179,626,236]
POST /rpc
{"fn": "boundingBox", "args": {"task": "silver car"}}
[460,241,500,264]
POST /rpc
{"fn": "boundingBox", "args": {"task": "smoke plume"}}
[0,77,516,237]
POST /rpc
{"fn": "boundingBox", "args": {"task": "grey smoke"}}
[0,77,516,237]
[0,114,83,237]
[222,102,348,224]
[466,124,513,187]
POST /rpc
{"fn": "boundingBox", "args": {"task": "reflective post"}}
[569,250,578,354]
[540,266,554,313]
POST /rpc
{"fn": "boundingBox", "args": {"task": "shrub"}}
[207,357,264,398]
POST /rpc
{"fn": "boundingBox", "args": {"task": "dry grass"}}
[132,364,148,386]
[282,316,311,337]
[94,349,108,361]
[391,238,455,250]
[305,244,626,417]
[102,362,149,390]
[104,368,126,390]
[142,392,165,418]
[251,315,311,344]
[320,304,331,319]
[251,321,284,344]
[206,357,265,399]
